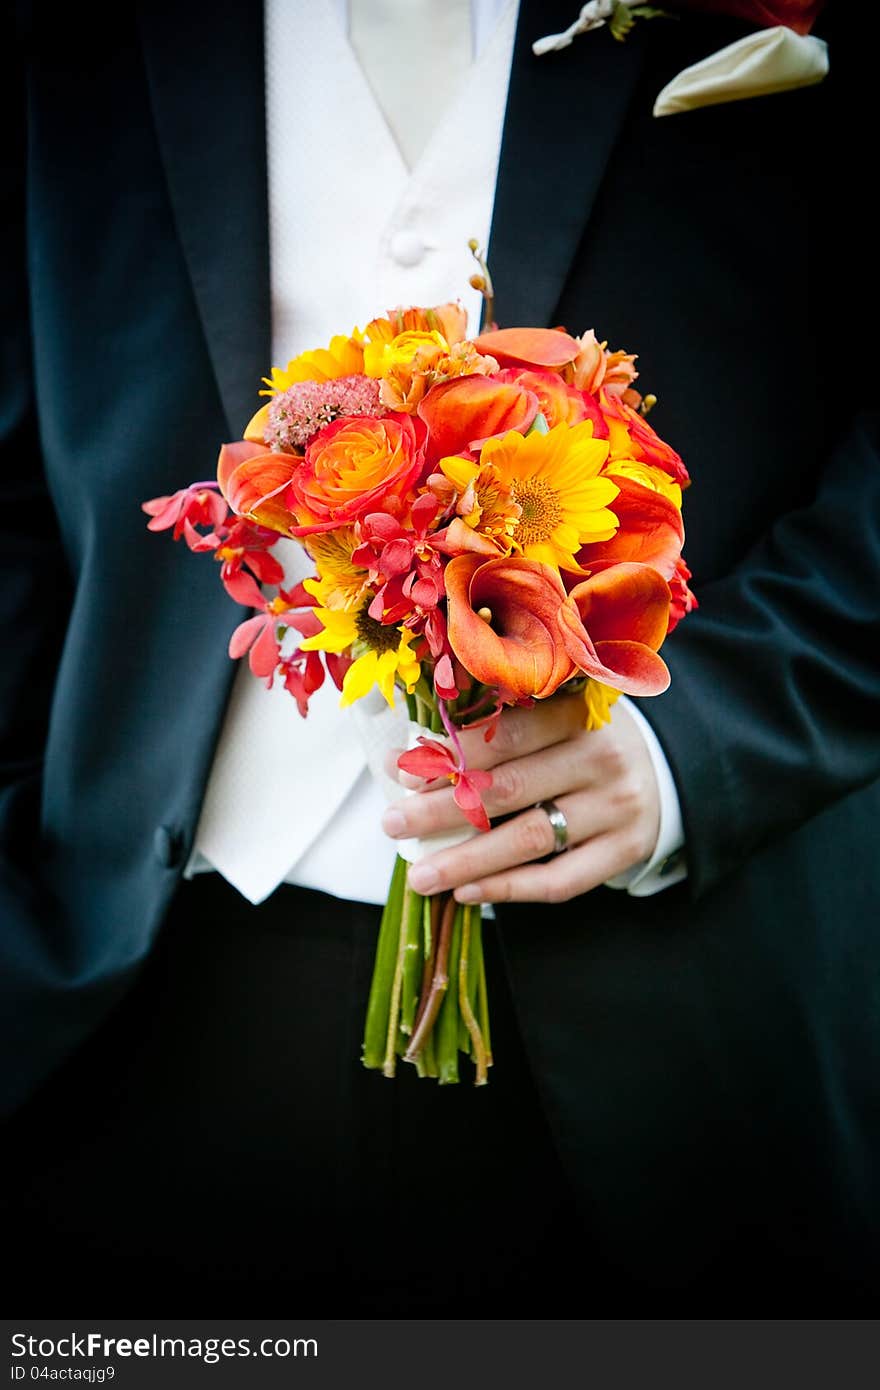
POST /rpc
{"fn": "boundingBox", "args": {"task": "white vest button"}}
[389,229,426,267]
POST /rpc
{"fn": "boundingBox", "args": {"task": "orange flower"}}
[386,301,469,343]
[564,329,639,398]
[571,476,684,581]
[417,375,538,462]
[445,554,574,702]
[601,390,690,488]
[288,414,425,536]
[472,326,581,370]
[495,367,591,428]
[559,563,671,695]
[217,440,301,536]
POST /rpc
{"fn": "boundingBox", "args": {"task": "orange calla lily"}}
[445,554,575,702]
[571,476,684,580]
[472,327,581,370]
[417,375,538,462]
[559,562,671,695]
[217,440,300,536]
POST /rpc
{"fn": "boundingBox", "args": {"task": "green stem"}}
[404,894,455,1064]
[400,877,424,1036]
[436,903,464,1085]
[383,878,414,1078]
[458,905,490,1085]
[362,854,407,1070]
[477,925,493,1069]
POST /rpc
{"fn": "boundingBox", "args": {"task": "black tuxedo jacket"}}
[3,2,879,1286]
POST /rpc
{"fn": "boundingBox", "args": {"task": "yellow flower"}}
[458,421,619,570]
[299,598,421,708]
[583,678,620,731]
[261,331,367,396]
[362,329,449,380]
[302,528,368,611]
[605,457,682,509]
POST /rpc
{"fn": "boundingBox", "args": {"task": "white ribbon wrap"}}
[349,689,478,865]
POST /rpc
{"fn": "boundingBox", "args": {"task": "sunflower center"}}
[511,478,561,546]
[355,606,400,654]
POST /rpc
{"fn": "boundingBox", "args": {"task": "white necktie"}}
[349,0,473,169]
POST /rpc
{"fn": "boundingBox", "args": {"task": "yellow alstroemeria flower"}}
[362,329,449,380]
[299,599,421,708]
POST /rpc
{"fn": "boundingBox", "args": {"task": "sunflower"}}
[444,420,619,571]
[261,330,367,395]
[299,595,421,708]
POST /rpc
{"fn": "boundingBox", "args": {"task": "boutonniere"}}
[533,2,829,117]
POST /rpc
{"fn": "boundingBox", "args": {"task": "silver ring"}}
[535,799,569,854]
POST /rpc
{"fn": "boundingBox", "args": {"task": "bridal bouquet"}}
[144,290,695,1084]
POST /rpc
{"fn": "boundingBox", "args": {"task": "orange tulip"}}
[445,554,575,702]
[417,375,539,463]
[217,440,301,536]
[559,563,671,695]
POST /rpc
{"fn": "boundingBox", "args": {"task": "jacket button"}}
[154,825,184,869]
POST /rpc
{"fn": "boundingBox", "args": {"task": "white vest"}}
[186,0,518,904]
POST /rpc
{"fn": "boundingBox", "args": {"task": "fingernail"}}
[408,864,439,894]
[455,884,482,903]
[382,809,407,837]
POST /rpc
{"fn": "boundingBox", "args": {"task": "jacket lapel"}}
[137,2,271,437]
[489,0,649,328]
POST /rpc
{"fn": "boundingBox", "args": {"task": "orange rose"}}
[288,414,425,536]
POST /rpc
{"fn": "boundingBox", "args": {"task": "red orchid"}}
[224,572,318,686]
[183,516,285,584]
[142,484,228,540]
[355,493,445,619]
[213,519,285,585]
[397,737,494,833]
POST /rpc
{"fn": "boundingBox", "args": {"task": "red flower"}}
[397,737,494,833]
[142,484,228,540]
[672,2,825,36]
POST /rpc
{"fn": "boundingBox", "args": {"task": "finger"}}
[456,692,587,771]
[383,733,599,840]
[405,792,613,895]
[450,831,642,905]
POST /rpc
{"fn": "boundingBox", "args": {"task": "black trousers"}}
[4,875,585,1315]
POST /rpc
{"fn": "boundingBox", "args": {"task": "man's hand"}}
[381,694,662,904]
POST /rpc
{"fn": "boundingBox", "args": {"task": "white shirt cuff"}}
[604,695,688,897]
